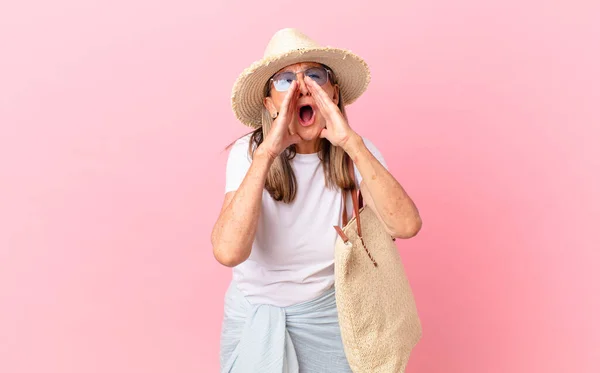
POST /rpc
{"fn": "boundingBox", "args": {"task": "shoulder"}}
[353,136,388,185]
[361,136,379,152]
[225,133,255,192]
[227,133,254,164]
[229,133,253,151]
[361,136,386,163]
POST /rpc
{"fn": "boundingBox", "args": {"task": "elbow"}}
[391,216,422,239]
[211,228,249,267]
[212,245,250,268]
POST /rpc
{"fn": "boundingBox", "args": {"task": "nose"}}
[297,73,310,97]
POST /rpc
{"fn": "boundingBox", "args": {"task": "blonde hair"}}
[245,65,357,203]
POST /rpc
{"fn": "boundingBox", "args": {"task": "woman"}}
[211,28,422,373]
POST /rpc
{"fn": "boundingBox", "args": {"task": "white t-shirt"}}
[224,134,388,307]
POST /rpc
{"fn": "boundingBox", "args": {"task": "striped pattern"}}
[220,282,353,373]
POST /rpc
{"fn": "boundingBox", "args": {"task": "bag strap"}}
[339,154,362,238]
[337,154,378,267]
[348,155,363,237]
[342,157,363,222]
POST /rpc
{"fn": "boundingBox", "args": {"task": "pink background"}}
[1,1,599,372]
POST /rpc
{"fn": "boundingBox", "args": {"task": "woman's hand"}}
[305,76,357,149]
[259,80,302,160]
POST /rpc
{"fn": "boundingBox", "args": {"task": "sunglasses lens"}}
[273,72,296,92]
[271,67,329,92]
[305,67,328,85]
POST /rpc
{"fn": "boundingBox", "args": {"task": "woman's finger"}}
[289,82,300,118]
[305,78,324,107]
[279,80,298,118]
[305,77,334,116]
[307,77,329,102]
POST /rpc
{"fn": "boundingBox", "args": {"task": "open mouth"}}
[298,105,316,127]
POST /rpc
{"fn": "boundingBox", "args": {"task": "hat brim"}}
[231,47,371,128]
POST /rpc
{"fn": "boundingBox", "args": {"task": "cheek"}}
[271,94,286,109]
[322,85,338,103]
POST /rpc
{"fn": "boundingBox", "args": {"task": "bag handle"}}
[336,154,378,267]
[341,155,362,234]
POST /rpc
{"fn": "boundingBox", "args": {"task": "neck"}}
[295,138,321,154]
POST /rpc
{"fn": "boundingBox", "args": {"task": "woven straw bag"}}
[333,158,422,373]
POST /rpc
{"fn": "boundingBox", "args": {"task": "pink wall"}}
[1,1,598,372]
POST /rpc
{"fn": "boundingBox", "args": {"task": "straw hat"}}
[231,28,371,128]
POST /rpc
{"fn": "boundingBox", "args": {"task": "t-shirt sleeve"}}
[354,137,388,186]
[225,136,253,193]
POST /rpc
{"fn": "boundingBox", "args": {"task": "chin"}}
[294,119,324,141]
[297,127,321,141]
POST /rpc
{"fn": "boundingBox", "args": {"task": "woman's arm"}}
[344,134,422,239]
[304,77,421,239]
[211,80,301,267]
[211,148,274,267]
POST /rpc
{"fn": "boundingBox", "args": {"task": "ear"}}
[263,96,277,116]
[332,84,340,105]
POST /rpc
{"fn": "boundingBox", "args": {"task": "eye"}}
[275,72,296,83]
[305,68,326,81]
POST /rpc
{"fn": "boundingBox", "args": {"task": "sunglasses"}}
[270,66,331,92]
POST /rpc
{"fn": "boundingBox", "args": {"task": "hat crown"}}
[263,28,321,58]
